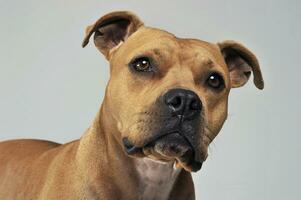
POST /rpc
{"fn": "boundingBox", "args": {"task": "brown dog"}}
[0,11,264,200]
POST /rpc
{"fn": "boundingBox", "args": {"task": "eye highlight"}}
[130,57,152,72]
[206,73,225,90]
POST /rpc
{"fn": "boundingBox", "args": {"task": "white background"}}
[0,0,300,199]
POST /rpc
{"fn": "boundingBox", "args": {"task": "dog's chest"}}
[135,158,180,200]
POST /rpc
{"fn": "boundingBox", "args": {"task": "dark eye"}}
[206,73,224,90]
[130,57,152,72]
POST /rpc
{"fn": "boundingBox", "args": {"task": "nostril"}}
[169,96,182,109]
[190,99,201,111]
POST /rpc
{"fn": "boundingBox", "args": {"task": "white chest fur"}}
[135,158,181,200]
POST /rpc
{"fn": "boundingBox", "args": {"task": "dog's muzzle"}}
[123,88,204,171]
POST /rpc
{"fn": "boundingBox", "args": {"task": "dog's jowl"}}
[0,11,264,200]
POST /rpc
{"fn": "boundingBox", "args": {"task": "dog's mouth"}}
[123,132,203,172]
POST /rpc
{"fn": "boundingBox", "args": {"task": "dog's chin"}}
[142,133,203,172]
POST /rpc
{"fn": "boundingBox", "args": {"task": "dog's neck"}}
[135,158,181,200]
[76,105,181,199]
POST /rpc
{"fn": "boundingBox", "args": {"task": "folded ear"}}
[218,40,264,89]
[82,11,144,59]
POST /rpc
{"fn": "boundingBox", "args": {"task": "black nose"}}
[163,88,202,119]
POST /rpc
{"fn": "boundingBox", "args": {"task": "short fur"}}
[0,11,263,200]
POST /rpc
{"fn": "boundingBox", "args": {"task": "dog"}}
[0,11,264,200]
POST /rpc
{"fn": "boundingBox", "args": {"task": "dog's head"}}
[83,11,264,172]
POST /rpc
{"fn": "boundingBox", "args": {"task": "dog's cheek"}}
[108,75,133,108]
[105,80,136,135]
[202,92,228,137]
[127,116,163,147]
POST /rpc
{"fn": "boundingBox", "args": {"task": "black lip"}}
[123,132,204,172]
[122,132,175,155]
[123,130,196,157]
[147,130,193,149]
[122,138,141,154]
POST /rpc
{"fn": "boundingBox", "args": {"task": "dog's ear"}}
[218,40,264,89]
[82,11,144,59]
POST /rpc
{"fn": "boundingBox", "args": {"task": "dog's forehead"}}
[116,27,227,71]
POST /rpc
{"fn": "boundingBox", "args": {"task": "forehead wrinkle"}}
[176,39,213,65]
[130,47,172,67]
[187,41,229,74]
[175,43,228,85]
[192,47,229,74]
[153,48,166,63]
[195,53,214,68]
[176,45,213,70]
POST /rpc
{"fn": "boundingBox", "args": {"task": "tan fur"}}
[0,11,263,200]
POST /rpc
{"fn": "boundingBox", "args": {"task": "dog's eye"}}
[206,73,224,90]
[131,57,152,72]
